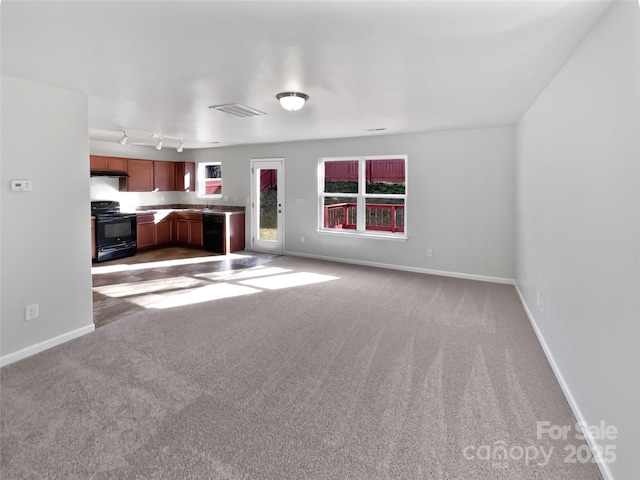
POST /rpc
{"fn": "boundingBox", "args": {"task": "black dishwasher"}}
[203,213,224,253]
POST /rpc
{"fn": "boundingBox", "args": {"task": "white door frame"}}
[250,158,284,254]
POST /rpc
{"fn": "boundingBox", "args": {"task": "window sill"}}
[317,229,408,242]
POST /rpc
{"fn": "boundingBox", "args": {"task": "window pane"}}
[323,196,357,230]
[205,164,222,178]
[204,163,222,195]
[324,160,358,193]
[365,198,405,233]
[365,158,405,194]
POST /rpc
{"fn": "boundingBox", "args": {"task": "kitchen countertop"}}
[133,205,245,217]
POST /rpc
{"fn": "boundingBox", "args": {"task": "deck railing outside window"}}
[324,203,405,233]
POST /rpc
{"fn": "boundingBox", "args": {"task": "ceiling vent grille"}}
[209,103,266,117]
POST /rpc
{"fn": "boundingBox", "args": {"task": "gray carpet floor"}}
[1,255,602,479]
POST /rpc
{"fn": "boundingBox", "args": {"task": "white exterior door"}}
[251,158,284,254]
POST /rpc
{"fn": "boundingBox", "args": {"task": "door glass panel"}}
[258,168,278,241]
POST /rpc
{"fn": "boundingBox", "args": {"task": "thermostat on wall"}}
[11,179,33,192]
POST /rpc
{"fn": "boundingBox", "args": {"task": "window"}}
[198,162,222,198]
[319,156,407,238]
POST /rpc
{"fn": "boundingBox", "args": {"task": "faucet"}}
[204,202,210,210]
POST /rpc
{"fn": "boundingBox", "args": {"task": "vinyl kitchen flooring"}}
[92,247,278,329]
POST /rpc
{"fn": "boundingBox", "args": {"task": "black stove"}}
[91,201,137,262]
[91,200,133,217]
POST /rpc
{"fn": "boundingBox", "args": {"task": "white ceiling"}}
[2,0,612,149]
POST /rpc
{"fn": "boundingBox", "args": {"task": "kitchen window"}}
[198,162,222,198]
[318,155,407,239]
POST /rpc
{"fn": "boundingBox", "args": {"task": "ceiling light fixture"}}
[276,92,309,111]
[117,130,128,145]
[103,129,192,150]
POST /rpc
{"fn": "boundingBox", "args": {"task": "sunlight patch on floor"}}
[139,283,261,309]
[94,276,202,298]
[239,272,339,290]
[92,253,250,275]
[94,261,340,313]
[195,266,293,282]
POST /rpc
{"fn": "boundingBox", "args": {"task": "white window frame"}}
[318,155,408,240]
[197,162,222,199]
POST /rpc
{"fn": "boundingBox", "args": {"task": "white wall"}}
[194,126,516,280]
[89,139,198,211]
[1,76,94,363]
[516,2,639,479]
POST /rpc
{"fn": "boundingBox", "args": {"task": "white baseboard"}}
[513,284,615,480]
[283,250,515,285]
[0,324,95,368]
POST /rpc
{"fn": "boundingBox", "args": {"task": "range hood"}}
[90,169,129,178]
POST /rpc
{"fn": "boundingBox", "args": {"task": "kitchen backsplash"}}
[89,176,242,213]
[90,176,198,212]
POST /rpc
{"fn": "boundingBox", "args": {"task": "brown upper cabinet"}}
[90,155,127,171]
[124,159,154,192]
[153,161,175,192]
[175,162,196,192]
[90,155,196,193]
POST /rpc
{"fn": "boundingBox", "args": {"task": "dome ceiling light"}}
[276,92,309,111]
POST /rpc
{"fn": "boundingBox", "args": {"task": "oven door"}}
[95,214,137,247]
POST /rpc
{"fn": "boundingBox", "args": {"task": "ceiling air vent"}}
[209,103,266,117]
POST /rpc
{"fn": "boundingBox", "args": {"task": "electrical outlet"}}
[536,292,544,311]
[300,236,305,243]
[25,303,39,321]
[426,249,433,257]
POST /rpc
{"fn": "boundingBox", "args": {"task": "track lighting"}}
[276,92,309,111]
[109,130,189,150]
[117,130,128,145]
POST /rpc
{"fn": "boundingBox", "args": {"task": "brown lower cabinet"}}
[134,211,244,255]
[137,214,156,250]
[175,213,203,247]
[136,213,176,251]
[156,216,173,245]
